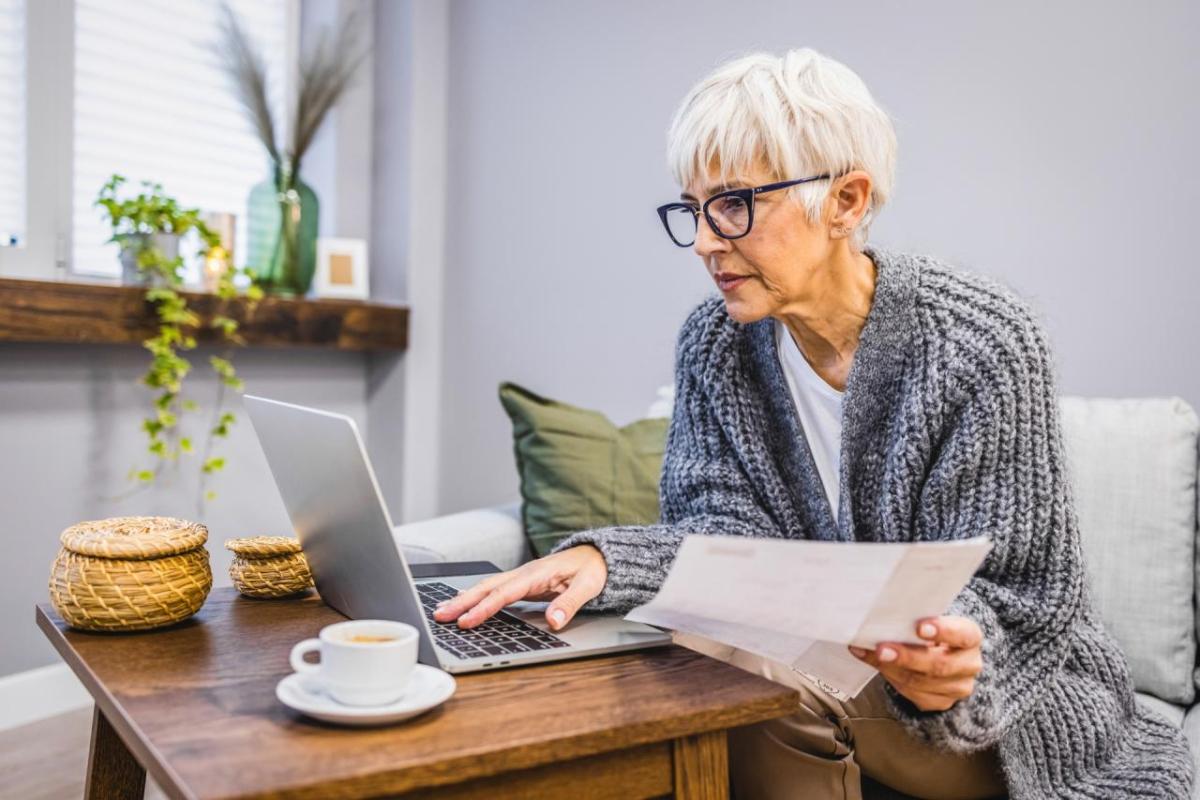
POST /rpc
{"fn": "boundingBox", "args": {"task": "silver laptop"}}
[243,394,672,674]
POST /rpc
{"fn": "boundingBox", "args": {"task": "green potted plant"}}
[95,175,264,506]
[96,176,214,286]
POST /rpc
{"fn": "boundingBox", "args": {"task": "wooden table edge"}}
[36,605,198,800]
[166,672,800,800]
[275,697,800,800]
[36,602,801,800]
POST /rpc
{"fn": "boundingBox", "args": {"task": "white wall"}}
[435,0,1200,514]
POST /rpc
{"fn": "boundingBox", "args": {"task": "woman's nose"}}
[693,213,729,257]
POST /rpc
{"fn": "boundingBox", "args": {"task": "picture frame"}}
[313,238,369,299]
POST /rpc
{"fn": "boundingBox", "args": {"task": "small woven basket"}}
[224,536,313,599]
[49,516,212,631]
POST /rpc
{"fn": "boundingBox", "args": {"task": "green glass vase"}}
[246,160,319,296]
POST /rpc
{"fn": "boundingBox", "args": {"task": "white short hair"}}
[665,48,898,252]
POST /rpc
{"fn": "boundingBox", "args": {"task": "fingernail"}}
[849,646,866,657]
[878,647,897,662]
[436,600,448,608]
[919,623,937,638]
[550,609,566,628]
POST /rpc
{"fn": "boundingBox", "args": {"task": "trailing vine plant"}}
[95,175,264,507]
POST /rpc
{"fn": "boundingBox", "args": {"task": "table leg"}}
[672,730,728,799]
[85,705,147,800]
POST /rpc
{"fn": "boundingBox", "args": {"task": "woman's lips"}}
[716,275,749,291]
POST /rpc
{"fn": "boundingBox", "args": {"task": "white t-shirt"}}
[774,319,845,522]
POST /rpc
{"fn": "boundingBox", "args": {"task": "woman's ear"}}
[831,170,872,230]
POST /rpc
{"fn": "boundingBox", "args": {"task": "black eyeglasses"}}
[656,174,836,247]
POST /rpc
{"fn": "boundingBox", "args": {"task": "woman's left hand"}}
[848,615,983,712]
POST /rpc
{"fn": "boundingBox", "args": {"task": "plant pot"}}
[118,232,181,285]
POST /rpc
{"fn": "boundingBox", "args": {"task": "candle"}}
[201,212,237,293]
[203,246,228,292]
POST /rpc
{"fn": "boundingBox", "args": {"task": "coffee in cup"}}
[345,633,399,644]
[290,619,418,706]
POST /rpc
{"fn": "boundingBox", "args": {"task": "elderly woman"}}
[434,49,1192,798]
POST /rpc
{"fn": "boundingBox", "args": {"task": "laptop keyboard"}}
[416,581,571,661]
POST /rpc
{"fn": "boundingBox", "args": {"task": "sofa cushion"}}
[1058,397,1198,705]
[399,543,446,565]
[392,502,528,572]
[499,381,668,557]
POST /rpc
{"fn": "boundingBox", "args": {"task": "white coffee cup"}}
[289,619,418,706]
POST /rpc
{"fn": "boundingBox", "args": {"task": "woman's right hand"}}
[430,544,608,631]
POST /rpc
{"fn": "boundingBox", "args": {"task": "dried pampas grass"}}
[214,1,370,173]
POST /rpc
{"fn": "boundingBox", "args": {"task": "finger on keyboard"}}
[457,578,534,629]
[432,573,507,621]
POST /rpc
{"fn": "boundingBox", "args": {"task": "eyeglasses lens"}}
[664,206,698,247]
[708,195,749,237]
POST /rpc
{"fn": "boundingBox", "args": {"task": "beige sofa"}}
[392,393,1200,796]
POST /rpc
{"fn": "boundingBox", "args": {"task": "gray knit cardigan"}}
[552,243,1192,798]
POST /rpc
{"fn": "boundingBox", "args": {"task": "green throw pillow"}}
[498,381,669,557]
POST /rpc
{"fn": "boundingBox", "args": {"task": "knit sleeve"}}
[549,303,781,612]
[881,310,1087,754]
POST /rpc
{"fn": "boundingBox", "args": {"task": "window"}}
[0,0,25,247]
[71,0,289,277]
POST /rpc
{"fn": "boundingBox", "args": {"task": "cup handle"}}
[290,638,322,676]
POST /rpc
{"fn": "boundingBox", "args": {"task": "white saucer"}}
[276,664,456,727]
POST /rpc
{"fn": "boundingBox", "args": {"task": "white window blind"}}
[0,0,25,246]
[72,0,288,277]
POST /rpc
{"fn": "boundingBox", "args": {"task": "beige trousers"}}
[673,633,1008,800]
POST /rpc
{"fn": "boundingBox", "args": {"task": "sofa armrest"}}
[392,501,530,572]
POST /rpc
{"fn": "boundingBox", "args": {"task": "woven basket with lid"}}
[48,516,212,631]
[225,536,313,599]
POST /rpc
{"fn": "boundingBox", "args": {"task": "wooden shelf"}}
[0,276,408,352]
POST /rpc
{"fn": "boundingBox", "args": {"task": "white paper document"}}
[624,534,992,698]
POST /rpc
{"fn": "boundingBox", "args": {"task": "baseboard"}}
[0,662,92,732]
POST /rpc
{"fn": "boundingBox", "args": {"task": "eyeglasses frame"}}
[656,173,838,247]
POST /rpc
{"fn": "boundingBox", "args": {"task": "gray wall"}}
[0,345,368,675]
[436,0,1200,515]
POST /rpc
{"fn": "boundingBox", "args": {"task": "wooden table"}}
[36,566,798,799]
